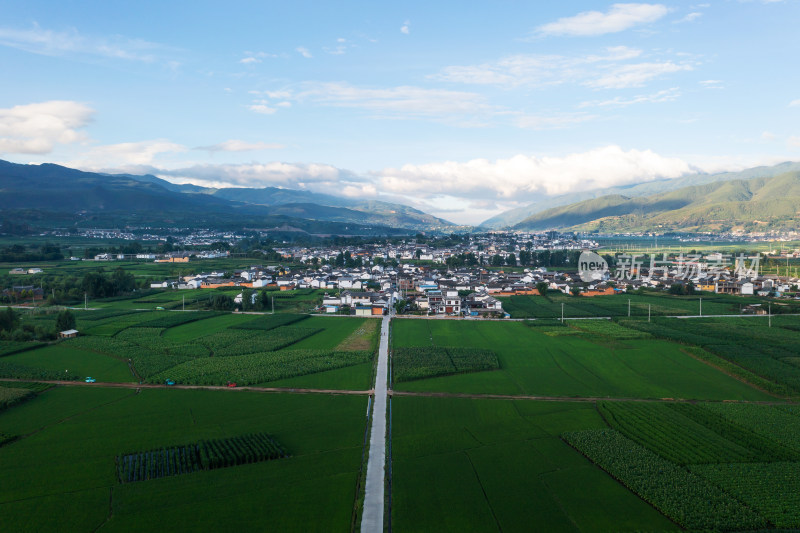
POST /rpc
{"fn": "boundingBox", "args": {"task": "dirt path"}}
[2,377,793,405]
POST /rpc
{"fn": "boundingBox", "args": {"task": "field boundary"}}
[3,379,795,405]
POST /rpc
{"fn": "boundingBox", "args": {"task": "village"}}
[5,231,800,313]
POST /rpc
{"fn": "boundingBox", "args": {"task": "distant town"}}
[9,230,798,318]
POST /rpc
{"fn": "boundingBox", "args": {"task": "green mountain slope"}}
[0,160,448,232]
[513,171,800,232]
[482,161,800,228]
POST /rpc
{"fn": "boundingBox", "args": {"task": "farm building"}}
[59,329,79,339]
[353,305,372,316]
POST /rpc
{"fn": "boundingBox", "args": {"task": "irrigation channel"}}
[360,298,393,532]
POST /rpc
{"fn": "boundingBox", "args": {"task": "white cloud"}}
[433,47,690,90]
[0,23,167,63]
[296,46,312,58]
[534,4,668,37]
[375,146,695,200]
[761,131,776,141]
[154,161,355,190]
[239,51,276,64]
[68,140,186,167]
[0,100,94,154]
[579,87,681,107]
[788,136,800,148]
[675,12,703,23]
[789,99,800,107]
[272,82,495,124]
[588,61,692,89]
[194,140,285,152]
[699,79,723,87]
[248,103,277,115]
[401,21,410,34]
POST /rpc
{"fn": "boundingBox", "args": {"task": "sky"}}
[1,0,799,225]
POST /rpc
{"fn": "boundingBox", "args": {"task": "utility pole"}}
[628,299,631,317]
[271,297,274,314]
[182,295,185,311]
[648,304,651,323]
[769,304,771,328]
[699,297,702,317]
[561,302,564,323]
[84,292,87,310]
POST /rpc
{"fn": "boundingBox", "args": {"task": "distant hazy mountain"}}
[0,160,452,233]
[512,170,800,232]
[480,161,800,228]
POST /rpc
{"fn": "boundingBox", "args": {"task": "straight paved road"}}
[361,303,392,532]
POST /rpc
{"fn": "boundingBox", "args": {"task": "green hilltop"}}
[513,171,800,232]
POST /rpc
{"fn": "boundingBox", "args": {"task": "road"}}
[361,300,392,532]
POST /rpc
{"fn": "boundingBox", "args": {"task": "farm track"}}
[1,378,794,405]
[0,378,371,396]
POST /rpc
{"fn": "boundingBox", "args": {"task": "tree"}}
[240,289,254,311]
[570,286,582,296]
[258,290,270,311]
[56,310,76,331]
[211,294,234,311]
[536,281,549,297]
[685,281,696,295]
[491,254,503,267]
[506,253,516,267]
[0,307,19,332]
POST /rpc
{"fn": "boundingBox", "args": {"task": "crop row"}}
[209,327,320,357]
[392,346,499,383]
[599,401,796,465]
[231,313,308,331]
[569,320,652,339]
[74,309,138,322]
[0,341,44,357]
[67,334,206,378]
[133,311,222,329]
[563,429,768,531]
[0,387,33,411]
[117,433,285,483]
[0,381,50,392]
[691,462,800,528]
[701,402,800,453]
[0,360,80,382]
[150,349,373,386]
[618,318,800,396]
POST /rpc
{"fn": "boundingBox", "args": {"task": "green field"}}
[1,345,134,382]
[392,397,676,532]
[1,310,378,390]
[391,319,772,400]
[0,387,368,531]
[500,291,769,319]
[4,263,800,532]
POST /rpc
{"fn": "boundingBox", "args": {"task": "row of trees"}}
[0,243,63,263]
[0,307,74,341]
[0,267,142,306]
[206,289,274,312]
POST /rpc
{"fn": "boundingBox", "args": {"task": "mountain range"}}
[3,159,799,236]
[0,160,454,235]
[510,167,800,233]
[481,161,800,230]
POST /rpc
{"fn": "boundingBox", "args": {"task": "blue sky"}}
[1,1,799,224]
